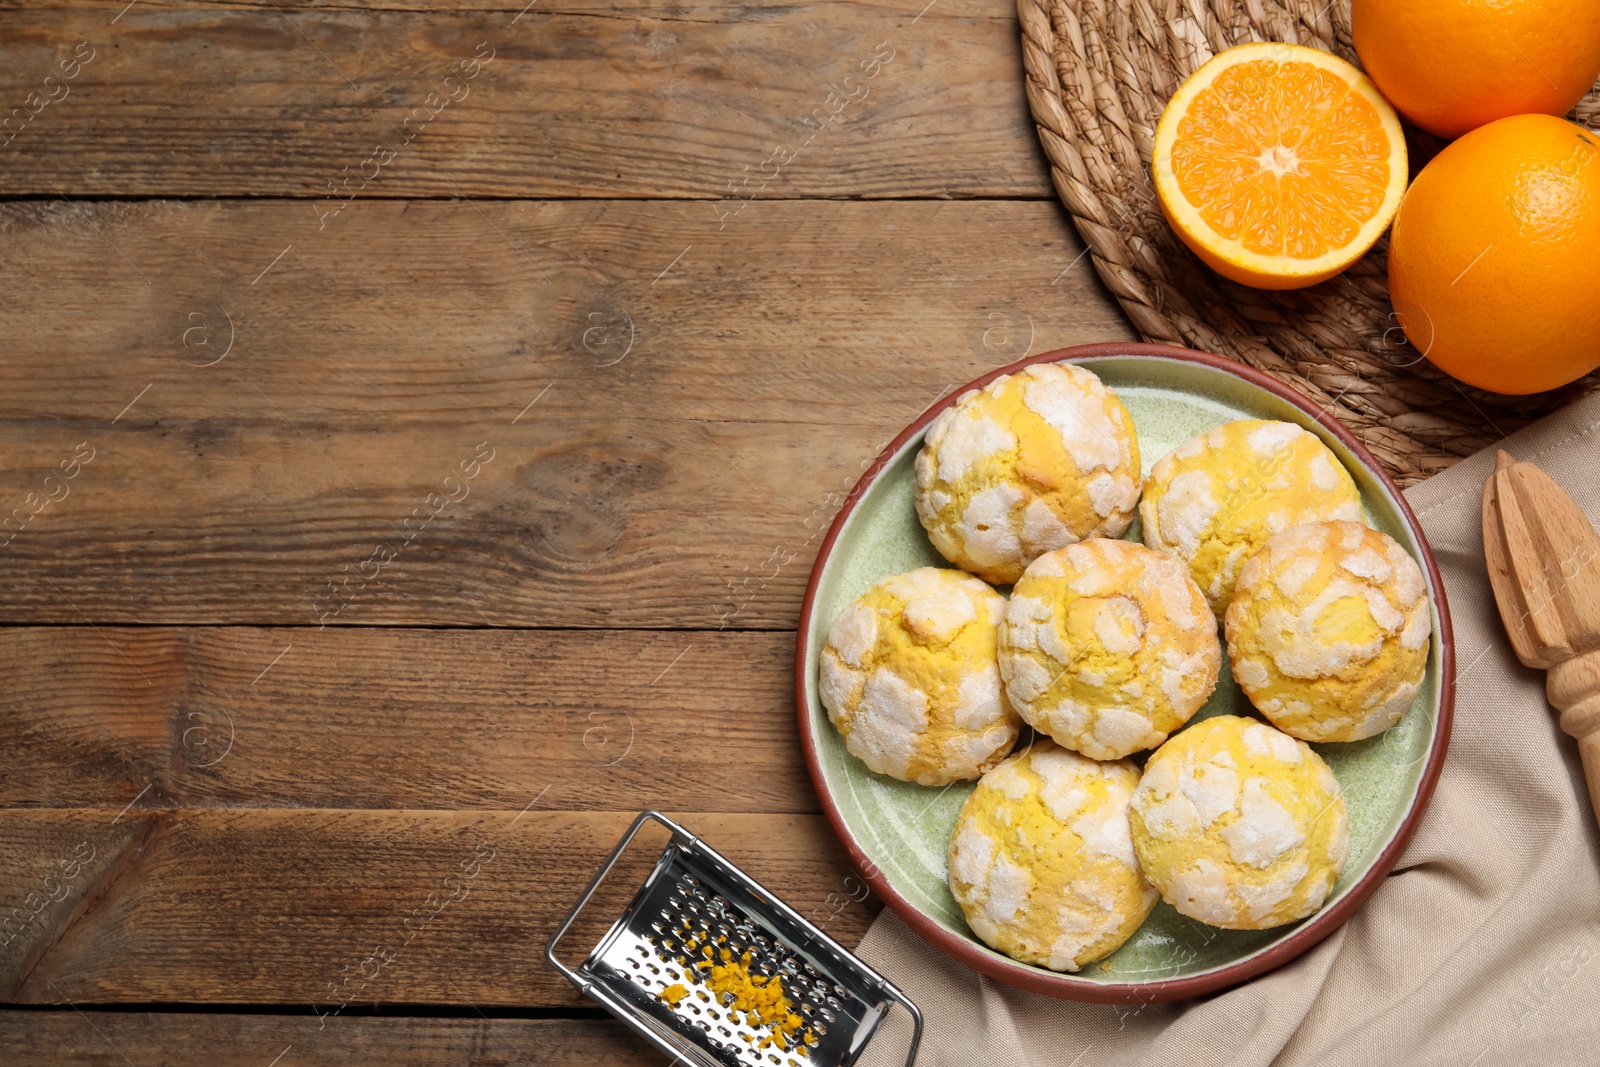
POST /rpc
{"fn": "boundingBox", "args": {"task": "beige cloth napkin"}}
[858,392,1600,1067]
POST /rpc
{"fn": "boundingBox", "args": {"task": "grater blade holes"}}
[619,867,853,1064]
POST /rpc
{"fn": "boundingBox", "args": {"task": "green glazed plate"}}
[794,343,1455,1003]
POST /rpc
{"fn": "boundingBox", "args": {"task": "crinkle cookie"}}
[1139,419,1362,616]
[913,362,1141,586]
[1225,521,1431,743]
[998,539,1221,760]
[819,567,1020,785]
[946,739,1157,971]
[1130,715,1349,930]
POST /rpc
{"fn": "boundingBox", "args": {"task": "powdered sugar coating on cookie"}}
[947,739,1156,971]
[997,539,1221,760]
[914,362,1141,586]
[1140,419,1362,617]
[821,567,1020,785]
[1130,715,1348,930]
[1225,521,1432,743]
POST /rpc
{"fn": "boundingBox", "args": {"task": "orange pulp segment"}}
[1152,42,1408,290]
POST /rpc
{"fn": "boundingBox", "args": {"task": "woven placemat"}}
[1019,0,1600,485]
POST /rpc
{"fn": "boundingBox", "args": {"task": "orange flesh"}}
[1170,60,1392,260]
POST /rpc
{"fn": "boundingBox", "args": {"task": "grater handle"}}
[882,980,923,1067]
[545,810,691,992]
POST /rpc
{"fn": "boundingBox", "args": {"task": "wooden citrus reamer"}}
[1483,450,1600,824]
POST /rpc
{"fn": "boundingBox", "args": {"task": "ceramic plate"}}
[795,343,1454,1002]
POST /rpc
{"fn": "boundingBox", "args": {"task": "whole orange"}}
[1387,114,1600,395]
[1353,0,1600,138]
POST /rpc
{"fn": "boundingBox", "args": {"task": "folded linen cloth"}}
[859,391,1600,1067]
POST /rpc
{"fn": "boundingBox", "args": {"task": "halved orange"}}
[1152,42,1408,290]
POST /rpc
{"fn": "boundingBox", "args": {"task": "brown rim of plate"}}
[792,341,1456,1004]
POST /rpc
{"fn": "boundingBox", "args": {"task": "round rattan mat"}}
[1018,0,1600,485]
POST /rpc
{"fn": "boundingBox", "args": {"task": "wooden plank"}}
[0,810,883,1006]
[0,3,1050,199]
[0,627,812,814]
[0,1012,659,1067]
[0,198,1132,627]
[14,0,1004,13]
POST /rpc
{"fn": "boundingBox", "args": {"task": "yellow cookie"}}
[1140,419,1362,616]
[1130,715,1348,930]
[819,567,1020,785]
[998,539,1220,760]
[914,362,1141,586]
[947,739,1157,971]
[1225,521,1431,742]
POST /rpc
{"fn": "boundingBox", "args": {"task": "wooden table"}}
[0,2,1133,1061]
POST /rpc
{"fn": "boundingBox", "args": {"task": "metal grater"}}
[547,811,921,1067]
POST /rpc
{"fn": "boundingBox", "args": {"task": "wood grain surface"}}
[0,809,880,1006]
[0,3,1048,200]
[0,627,808,812]
[0,0,1136,1056]
[0,198,1129,628]
[1,1012,658,1067]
